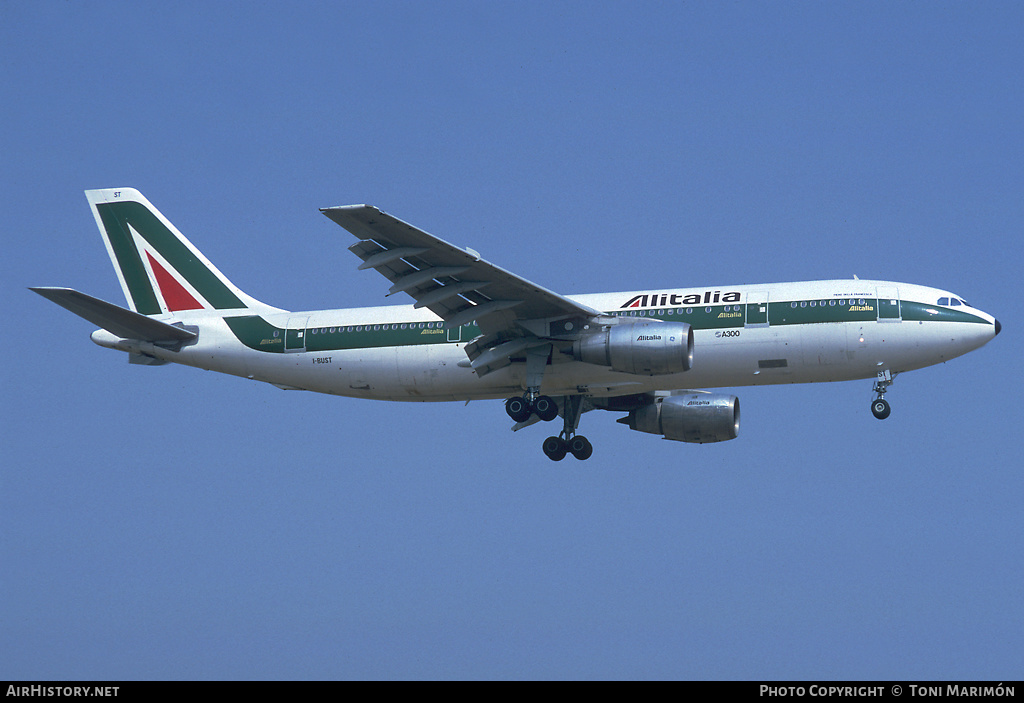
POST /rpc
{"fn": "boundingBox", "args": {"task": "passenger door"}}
[285,316,309,352]
[745,291,768,327]
[876,288,901,322]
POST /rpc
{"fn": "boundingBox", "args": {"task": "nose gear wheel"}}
[871,398,891,420]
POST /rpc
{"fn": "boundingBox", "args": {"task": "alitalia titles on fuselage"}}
[621,290,742,308]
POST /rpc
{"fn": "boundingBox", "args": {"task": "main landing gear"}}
[871,369,894,420]
[542,395,592,461]
[505,394,558,423]
[504,344,561,425]
[505,393,594,461]
[505,344,593,461]
[542,434,593,462]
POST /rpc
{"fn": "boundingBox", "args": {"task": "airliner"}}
[33,189,1000,461]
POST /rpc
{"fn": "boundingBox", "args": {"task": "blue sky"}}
[2,1,1020,680]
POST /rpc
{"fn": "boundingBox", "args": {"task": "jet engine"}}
[573,321,693,375]
[622,393,740,443]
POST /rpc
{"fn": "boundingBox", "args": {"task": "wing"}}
[321,205,608,374]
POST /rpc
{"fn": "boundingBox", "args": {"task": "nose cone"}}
[995,319,1001,336]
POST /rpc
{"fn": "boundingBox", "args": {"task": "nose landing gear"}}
[871,369,894,420]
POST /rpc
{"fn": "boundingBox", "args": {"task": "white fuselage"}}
[91,279,999,402]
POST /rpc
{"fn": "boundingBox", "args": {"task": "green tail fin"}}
[86,188,269,314]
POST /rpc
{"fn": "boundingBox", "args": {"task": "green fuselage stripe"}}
[225,316,456,352]
[223,298,990,354]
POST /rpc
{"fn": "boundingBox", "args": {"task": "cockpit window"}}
[950,298,961,306]
[938,297,950,306]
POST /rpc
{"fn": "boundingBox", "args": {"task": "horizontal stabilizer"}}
[30,287,197,345]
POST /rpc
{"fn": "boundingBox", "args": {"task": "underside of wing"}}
[321,205,608,374]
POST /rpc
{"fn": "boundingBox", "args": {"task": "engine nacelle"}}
[624,393,740,443]
[573,321,693,375]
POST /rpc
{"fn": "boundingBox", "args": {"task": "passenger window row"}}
[790,299,866,308]
[614,306,744,317]
[305,321,446,334]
